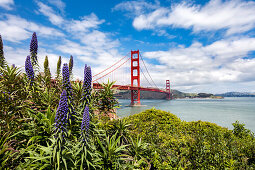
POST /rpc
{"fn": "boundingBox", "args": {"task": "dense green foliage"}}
[123,108,255,169]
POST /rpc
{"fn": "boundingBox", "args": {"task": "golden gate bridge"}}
[92,50,171,106]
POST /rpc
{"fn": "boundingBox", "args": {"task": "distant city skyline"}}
[0,0,255,93]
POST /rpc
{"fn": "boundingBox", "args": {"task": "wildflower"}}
[25,56,34,84]
[30,32,38,66]
[62,63,75,121]
[81,106,90,140]
[82,64,92,103]
[55,90,68,135]
[62,63,72,92]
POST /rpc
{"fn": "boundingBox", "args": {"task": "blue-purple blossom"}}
[25,56,34,84]
[55,90,68,135]
[62,63,75,121]
[30,32,38,66]
[62,63,72,92]
[82,64,92,103]
[81,106,90,140]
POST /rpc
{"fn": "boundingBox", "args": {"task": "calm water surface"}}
[117,97,255,132]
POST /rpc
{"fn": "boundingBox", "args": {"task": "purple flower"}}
[62,63,75,121]
[25,56,34,84]
[62,63,72,92]
[30,32,38,66]
[81,106,90,140]
[82,64,92,103]
[55,90,68,135]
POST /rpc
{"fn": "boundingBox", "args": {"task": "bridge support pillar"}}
[130,50,141,106]
[166,80,171,100]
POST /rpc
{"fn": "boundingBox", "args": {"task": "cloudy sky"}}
[1,0,255,93]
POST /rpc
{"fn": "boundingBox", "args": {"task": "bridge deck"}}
[93,83,168,94]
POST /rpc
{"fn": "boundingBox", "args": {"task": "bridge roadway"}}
[93,83,169,94]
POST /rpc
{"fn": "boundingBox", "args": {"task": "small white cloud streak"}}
[37,1,64,26]
[0,0,14,10]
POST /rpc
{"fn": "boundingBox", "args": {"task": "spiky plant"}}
[25,55,34,85]
[69,55,73,77]
[54,90,68,136]
[30,32,38,66]
[82,64,92,105]
[62,63,75,122]
[0,34,5,68]
[56,56,61,79]
[43,56,51,85]
[81,106,90,141]
[62,63,72,94]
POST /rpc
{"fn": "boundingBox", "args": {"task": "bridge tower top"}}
[166,80,171,100]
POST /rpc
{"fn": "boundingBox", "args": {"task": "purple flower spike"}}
[81,106,90,140]
[25,56,34,84]
[30,32,38,55]
[62,63,75,121]
[55,90,68,135]
[62,63,72,92]
[30,32,38,66]
[82,64,92,103]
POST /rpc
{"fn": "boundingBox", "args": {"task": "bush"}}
[124,108,255,169]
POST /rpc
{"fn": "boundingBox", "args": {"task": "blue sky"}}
[1,0,255,93]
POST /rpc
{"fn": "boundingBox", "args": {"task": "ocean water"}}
[117,97,255,132]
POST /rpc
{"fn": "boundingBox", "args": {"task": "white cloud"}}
[132,0,255,35]
[143,37,255,90]
[0,14,64,42]
[48,0,65,13]
[0,0,14,10]
[113,0,160,16]
[66,13,104,33]
[37,1,64,26]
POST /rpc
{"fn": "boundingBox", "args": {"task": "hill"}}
[216,92,255,97]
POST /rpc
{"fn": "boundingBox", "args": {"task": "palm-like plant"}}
[93,80,119,115]
[0,65,28,131]
[96,132,129,169]
[128,136,150,169]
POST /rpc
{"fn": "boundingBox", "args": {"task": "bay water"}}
[117,97,255,132]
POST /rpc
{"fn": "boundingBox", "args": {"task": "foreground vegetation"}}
[1,33,255,169]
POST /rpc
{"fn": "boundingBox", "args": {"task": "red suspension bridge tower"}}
[130,50,141,106]
[166,80,171,100]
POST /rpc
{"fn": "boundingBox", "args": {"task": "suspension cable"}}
[92,57,131,82]
[140,66,153,87]
[140,53,159,89]
[93,52,130,78]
